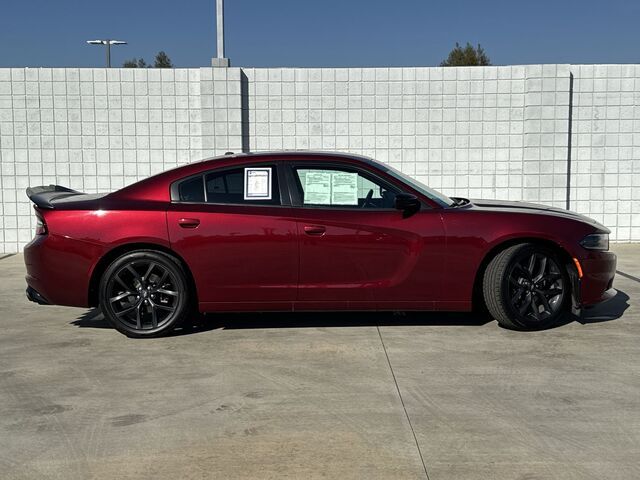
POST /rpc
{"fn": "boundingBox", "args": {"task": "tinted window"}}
[204,166,281,205]
[206,170,243,200]
[294,167,397,209]
[178,176,205,202]
[381,164,453,207]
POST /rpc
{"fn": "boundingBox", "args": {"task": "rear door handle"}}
[178,218,200,229]
[303,225,326,236]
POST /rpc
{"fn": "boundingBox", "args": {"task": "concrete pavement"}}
[0,245,639,479]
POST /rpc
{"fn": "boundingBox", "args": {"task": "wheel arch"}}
[88,242,198,308]
[471,237,579,313]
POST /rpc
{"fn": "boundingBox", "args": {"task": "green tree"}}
[154,51,173,68]
[440,42,491,66]
[123,58,148,68]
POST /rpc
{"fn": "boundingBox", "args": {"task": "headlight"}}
[580,233,609,251]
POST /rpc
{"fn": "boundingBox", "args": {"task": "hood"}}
[468,198,610,233]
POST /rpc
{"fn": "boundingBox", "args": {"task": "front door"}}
[287,164,446,310]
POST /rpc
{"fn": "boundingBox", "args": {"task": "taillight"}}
[35,211,47,235]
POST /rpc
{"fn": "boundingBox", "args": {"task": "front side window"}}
[176,165,281,205]
[294,167,398,209]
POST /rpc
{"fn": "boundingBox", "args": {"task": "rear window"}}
[176,165,281,206]
[205,169,244,203]
[178,176,205,202]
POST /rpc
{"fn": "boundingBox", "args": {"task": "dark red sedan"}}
[24,152,616,337]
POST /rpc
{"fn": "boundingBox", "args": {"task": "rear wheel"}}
[99,250,190,338]
[483,243,569,330]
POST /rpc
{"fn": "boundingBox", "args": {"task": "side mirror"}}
[394,193,421,218]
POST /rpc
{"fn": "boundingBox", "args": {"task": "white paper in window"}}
[244,167,272,200]
[331,172,358,205]
[304,171,332,205]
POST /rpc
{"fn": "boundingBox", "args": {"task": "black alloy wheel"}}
[507,252,565,323]
[483,243,570,330]
[99,250,190,337]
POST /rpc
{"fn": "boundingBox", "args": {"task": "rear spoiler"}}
[26,185,84,209]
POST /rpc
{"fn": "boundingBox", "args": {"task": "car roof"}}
[197,150,382,167]
[109,150,388,202]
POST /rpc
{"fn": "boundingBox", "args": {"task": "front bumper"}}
[592,287,617,305]
[578,250,617,306]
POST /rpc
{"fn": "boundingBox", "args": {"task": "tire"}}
[99,250,191,338]
[483,243,569,330]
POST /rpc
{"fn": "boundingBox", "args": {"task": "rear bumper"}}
[26,286,50,305]
[24,233,99,307]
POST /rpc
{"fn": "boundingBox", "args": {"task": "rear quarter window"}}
[178,176,205,202]
[174,165,281,206]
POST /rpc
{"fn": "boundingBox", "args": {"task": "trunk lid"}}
[26,185,107,209]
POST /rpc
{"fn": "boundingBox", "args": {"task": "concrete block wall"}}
[200,67,243,154]
[570,65,640,241]
[243,65,570,208]
[0,67,239,251]
[0,64,639,252]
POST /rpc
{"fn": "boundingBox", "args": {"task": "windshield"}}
[380,164,454,207]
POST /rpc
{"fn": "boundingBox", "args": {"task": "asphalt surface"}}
[0,245,639,479]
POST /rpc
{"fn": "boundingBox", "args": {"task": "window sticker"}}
[304,171,332,205]
[301,170,360,206]
[244,167,272,200]
[331,172,358,205]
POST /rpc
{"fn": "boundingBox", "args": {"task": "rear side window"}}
[176,165,281,205]
[178,176,205,202]
[205,169,244,203]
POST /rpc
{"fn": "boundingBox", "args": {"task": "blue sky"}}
[0,0,639,68]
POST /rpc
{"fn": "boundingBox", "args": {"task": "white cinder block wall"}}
[570,65,640,241]
[243,64,570,207]
[0,64,639,252]
[0,67,241,252]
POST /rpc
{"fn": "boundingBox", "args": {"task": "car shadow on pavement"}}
[70,309,226,336]
[202,310,494,331]
[72,308,111,328]
[70,308,493,336]
[71,289,630,336]
[578,289,630,324]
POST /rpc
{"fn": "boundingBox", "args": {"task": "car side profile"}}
[24,151,616,337]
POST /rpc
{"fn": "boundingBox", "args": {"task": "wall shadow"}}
[240,70,250,153]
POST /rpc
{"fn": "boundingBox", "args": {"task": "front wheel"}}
[483,244,569,330]
[99,250,190,338]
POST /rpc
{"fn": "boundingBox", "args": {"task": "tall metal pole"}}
[211,0,229,66]
[216,0,224,59]
[87,40,126,67]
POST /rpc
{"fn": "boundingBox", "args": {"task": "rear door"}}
[167,162,298,311]
[286,162,446,311]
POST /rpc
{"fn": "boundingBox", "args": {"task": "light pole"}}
[86,39,127,67]
[211,0,229,67]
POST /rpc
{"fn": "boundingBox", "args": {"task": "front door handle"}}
[178,218,200,229]
[303,225,326,236]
